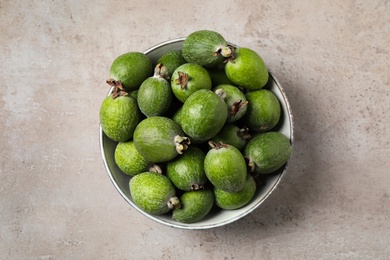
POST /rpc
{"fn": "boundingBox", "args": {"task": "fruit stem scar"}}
[106,79,128,99]
[174,135,191,154]
[238,126,251,140]
[149,164,162,174]
[153,63,165,78]
[191,183,204,191]
[174,71,189,90]
[215,89,227,100]
[246,157,255,172]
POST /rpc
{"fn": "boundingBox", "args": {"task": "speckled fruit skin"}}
[243,89,281,132]
[180,89,228,143]
[244,131,292,174]
[213,84,248,123]
[225,47,269,90]
[133,116,185,163]
[130,172,176,215]
[167,146,207,191]
[156,50,186,80]
[172,190,214,223]
[114,141,151,176]
[137,76,173,117]
[211,124,248,151]
[204,144,247,193]
[170,63,212,103]
[110,52,153,91]
[182,30,228,68]
[100,94,141,142]
[214,174,256,210]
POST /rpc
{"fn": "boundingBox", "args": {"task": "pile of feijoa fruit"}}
[100,30,292,224]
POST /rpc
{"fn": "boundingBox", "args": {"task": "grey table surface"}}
[1,1,389,259]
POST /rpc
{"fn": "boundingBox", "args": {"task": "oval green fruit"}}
[137,65,173,117]
[211,124,250,151]
[180,89,228,143]
[114,141,154,176]
[204,142,247,193]
[133,116,190,163]
[130,172,180,215]
[156,50,186,80]
[243,89,281,132]
[171,63,212,103]
[167,146,207,191]
[213,84,248,123]
[182,30,233,68]
[214,174,256,210]
[109,52,153,91]
[225,47,269,90]
[99,93,141,142]
[172,189,214,223]
[244,131,292,174]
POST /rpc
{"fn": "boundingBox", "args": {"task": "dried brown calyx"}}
[222,45,236,63]
[174,71,189,90]
[231,99,249,117]
[208,141,229,150]
[167,196,181,209]
[174,135,191,154]
[213,45,235,58]
[237,126,251,140]
[153,63,166,78]
[106,79,128,99]
[190,183,204,191]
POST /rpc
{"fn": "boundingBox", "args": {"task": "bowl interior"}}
[100,38,294,229]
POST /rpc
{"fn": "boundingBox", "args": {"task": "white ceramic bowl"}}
[100,38,294,229]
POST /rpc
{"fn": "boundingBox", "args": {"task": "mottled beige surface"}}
[1,0,389,259]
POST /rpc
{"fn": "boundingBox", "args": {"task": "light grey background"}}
[1,0,389,259]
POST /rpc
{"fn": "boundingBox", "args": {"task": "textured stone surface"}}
[1,0,389,259]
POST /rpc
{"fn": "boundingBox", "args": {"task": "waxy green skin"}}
[172,190,214,223]
[204,144,247,193]
[208,68,235,87]
[182,30,229,68]
[156,50,186,80]
[137,76,173,117]
[100,94,141,142]
[114,141,151,176]
[213,84,248,123]
[211,124,249,151]
[133,116,186,163]
[181,89,228,143]
[243,89,281,132]
[214,174,256,210]
[171,63,212,103]
[130,172,177,215]
[167,146,207,191]
[109,52,153,91]
[225,47,269,90]
[244,131,292,174]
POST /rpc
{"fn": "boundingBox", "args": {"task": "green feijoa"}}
[211,124,251,151]
[114,141,160,176]
[171,106,183,126]
[167,146,207,191]
[129,90,138,100]
[225,47,269,90]
[244,131,292,174]
[133,116,191,163]
[207,68,235,87]
[171,63,212,103]
[99,90,141,142]
[182,30,233,68]
[181,89,228,143]
[108,52,153,91]
[213,84,248,123]
[172,189,214,223]
[214,174,256,210]
[129,172,180,215]
[243,89,281,132]
[204,142,247,193]
[156,50,186,80]
[137,64,173,117]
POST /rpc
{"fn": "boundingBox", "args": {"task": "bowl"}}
[100,38,294,229]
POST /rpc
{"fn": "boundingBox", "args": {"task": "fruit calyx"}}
[237,126,251,140]
[167,196,181,209]
[246,157,256,172]
[213,45,234,58]
[174,135,191,154]
[223,46,237,63]
[208,141,229,150]
[174,71,189,90]
[149,164,162,174]
[106,79,128,99]
[153,63,166,79]
[231,99,249,117]
[191,183,204,191]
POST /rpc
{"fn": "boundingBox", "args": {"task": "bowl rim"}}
[99,38,294,229]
